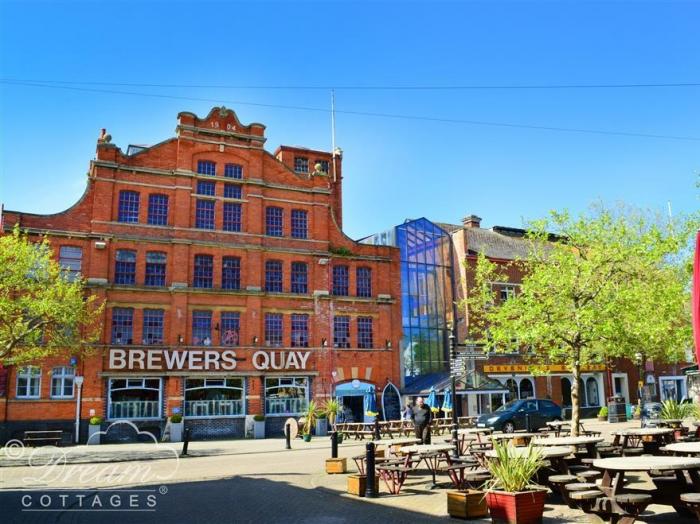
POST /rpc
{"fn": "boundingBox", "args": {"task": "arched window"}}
[519,378,535,399]
[184,378,244,417]
[504,379,518,402]
[586,377,600,407]
[560,377,572,406]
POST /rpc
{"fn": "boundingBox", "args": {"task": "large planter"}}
[253,420,265,439]
[485,489,547,524]
[316,418,328,436]
[347,474,379,497]
[87,424,101,445]
[447,490,489,519]
[169,422,184,443]
[303,434,312,442]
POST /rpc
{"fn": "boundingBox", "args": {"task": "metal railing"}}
[109,401,160,419]
[265,398,307,415]
[184,399,244,417]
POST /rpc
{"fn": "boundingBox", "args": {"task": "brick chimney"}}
[462,215,482,228]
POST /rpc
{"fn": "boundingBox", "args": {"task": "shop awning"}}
[403,371,507,396]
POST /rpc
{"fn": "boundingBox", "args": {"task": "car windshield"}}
[495,400,521,412]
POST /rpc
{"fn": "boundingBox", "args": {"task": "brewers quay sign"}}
[108,348,311,372]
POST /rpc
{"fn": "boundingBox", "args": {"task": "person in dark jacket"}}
[410,397,433,444]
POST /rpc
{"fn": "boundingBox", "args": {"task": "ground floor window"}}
[497,376,535,401]
[16,366,41,398]
[184,378,244,417]
[265,377,309,415]
[108,378,161,419]
[659,376,687,402]
[51,366,75,398]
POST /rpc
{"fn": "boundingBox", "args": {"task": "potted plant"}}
[483,442,548,524]
[316,412,328,436]
[168,414,184,442]
[660,399,698,438]
[88,416,103,445]
[253,414,265,439]
[324,399,341,430]
[597,406,608,422]
[302,401,319,442]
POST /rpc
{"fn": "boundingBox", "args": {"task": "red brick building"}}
[0,106,402,442]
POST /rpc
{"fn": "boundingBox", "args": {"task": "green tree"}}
[0,226,103,365]
[466,207,695,435]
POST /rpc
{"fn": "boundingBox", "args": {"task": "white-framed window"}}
[16,366,41,398]
[51,366,75,398]
[585,376,600,406]
[59,246,82,281]
[265,376,309,415]
[184,378,245,417]
[659,376,687,402]
[500,285,516,302]
[107,378,162,419]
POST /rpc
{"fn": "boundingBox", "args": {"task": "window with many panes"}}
[16,366,41,398]
[111,308,134,344]
[59,246,82,281]
[265,313,283,346]
[197,160,216,176]
[290,262,308,294]
[265,260,283,292]
[147,194,169,225]
[51,366,74,398]
[193,255,213,288]
[142,309,164,345]
[291,209,308,239]
[224,183,242,199]
[294,157,309,173]
[315,159,330,173]
[357,317,373,349]
[192,311,212,346]
[115,250,136,284]
[500,285,516,302]
[356,267,372,297]
[220,312,240,346]
[265,207,283,236]
[196,180,216,196]
[223,202,242,232]
[118,190,140,223]
[332,265,349,296]
[222,256,241,290]
[291,314,309,348]
[195,199,215,229]
[145,252,166,286]
[224,163,242,179]
[333,316,350,348]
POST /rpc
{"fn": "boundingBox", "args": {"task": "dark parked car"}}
[476,398,562,433]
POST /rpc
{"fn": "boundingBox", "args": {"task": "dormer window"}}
[294,157,309,174]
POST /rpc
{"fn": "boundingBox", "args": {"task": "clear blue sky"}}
[1,0,698,239]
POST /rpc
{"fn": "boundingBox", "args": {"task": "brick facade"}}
[0,107,402,443]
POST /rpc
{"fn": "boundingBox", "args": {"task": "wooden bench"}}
[547,474,578,508]
[23,430,63,447]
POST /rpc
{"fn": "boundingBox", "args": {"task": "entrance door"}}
[340,396,364,423]
[613,374,629,403]
[560,377,572,407]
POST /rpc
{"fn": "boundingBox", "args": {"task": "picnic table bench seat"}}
[680,493,700,520]
[376,465,412,494]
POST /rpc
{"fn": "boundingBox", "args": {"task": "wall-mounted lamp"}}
[252,336,259,345]
[94,240,106,250]
[385,339,392,349]
[321,338,328,348]
[177,334,184,344]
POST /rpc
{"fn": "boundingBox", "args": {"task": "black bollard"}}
[181,428,190,456]
[373,418,381,441]
[364,442,377,498]
[285,423,291,450]
[525,413,530,433]
[331,431,338,458]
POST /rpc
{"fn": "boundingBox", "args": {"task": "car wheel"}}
[503,421,515,433]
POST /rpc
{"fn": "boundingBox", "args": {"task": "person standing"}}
[410,397,433,444]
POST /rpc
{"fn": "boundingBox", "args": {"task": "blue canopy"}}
[426,386,439,413]
[441,388,453,413]
[364,386,378,417]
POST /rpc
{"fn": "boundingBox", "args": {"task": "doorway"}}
[340,396,364,423]
[561,377,572,407]
[613,373,629,403]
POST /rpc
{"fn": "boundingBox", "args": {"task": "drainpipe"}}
[74,376,84,443]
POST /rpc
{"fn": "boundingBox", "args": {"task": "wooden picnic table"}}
[485,445,574,474]
[531,435,604,458]
[490,432,539,446]
[593,456,700,516]
[400,443,455,488]
[612,427,674,454]
[664,442,700,456]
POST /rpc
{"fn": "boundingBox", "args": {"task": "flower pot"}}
[169,422,184,442]
[325,457,347,474]
[253,420,265,439]
[447,490,489,519]
[347,474,379,497]
[303,434,312,442]
[485,489,547,524]
[597,416,606,422]
[87,424,101,445]
[316,418,328,436]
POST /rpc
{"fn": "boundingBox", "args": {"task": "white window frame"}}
[50,366,75,399]
[107,377,162,420]
[184,377,246,418]
[659,375,687,402]
[612,373,630,403]
[16,366,41,399]
[264,376,309,416]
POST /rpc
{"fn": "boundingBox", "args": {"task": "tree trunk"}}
[571,363,581,437]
